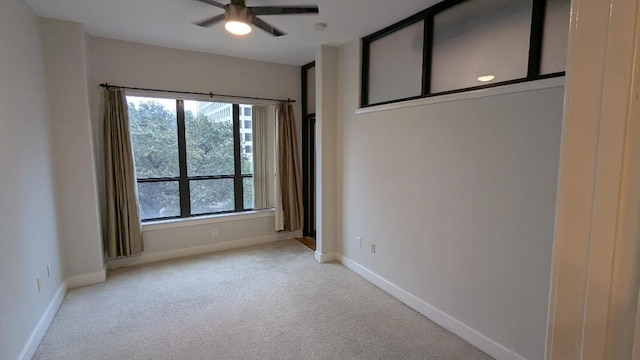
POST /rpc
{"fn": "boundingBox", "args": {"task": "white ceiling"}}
[26,0,439,66]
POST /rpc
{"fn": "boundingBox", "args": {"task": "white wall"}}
[40,18,104,280]
[87,36,301,257]
[0,1,65,359]
[336,39,563,360]
[314,45,338,260]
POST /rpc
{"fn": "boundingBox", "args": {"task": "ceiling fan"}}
[194,0,319,36]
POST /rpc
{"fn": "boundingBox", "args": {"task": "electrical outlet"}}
[47,263,51,278]
[36,276,42,292]
[212,228,218,237]
[356,236,362,248]
[370,243,376,254]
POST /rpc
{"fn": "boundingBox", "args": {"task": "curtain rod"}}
[99,83,296,103]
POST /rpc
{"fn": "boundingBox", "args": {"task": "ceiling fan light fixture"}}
[193,0,319,37]
[224,4,253,36]
[225,20,251,35]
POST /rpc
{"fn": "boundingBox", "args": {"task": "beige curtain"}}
[276,102,303,232]
[104,88,143,258]
[252,106,270,209]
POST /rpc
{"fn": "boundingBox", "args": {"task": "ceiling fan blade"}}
[251,17,285,36]
[194,14,226,27]
[251,5,319,16]
[194,0,226,9]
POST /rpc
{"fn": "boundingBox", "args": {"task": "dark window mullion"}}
[421,14,434,95]
[187,174,235,181]
[176,99,191,217]
[232,104,243,211]
[361,40,370,107]
[137,177,180,183]
[527,0,547,78]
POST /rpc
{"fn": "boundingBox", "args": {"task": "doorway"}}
[300,61,316,250]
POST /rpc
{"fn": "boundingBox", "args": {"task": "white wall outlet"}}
[370,243,376,254]
[36,276,42,292]
[212,228,218,237]
[47,263,51,278]
[356,236,362,248]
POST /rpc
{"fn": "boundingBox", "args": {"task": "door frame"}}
[301,61,316,238]
[546,0,640,358]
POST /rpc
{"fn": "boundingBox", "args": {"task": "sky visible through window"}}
[126,96,199,114]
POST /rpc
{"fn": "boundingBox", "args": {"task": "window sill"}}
[142,209,275,232]
[356,77,565,115]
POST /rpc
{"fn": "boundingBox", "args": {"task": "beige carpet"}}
[34,240,492,360]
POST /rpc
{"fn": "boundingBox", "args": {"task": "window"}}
[244,120,252,129]
[541,0,571,74]
[368,20,424,104]
[244,133,252,142]
[127,96,272,221]
[431,0,533,93]
[244,145,252,154]
[361,0,570,106]
[244,107,252,116]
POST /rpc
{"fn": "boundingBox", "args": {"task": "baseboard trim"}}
[107,234,280,269]
[338,255,526,360]
[65,270,107,289]
[17,282,67,360]
[315,251,338,263]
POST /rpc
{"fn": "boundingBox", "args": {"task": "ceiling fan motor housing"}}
[226,3,254,23]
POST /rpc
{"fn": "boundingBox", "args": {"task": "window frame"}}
[128,97,255,222]
[361,0,565,107]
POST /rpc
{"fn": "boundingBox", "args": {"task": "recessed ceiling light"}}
[477,75,495,82]
[225,20,252,36]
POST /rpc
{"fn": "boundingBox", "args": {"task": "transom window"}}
[126,95,274,221]
[361,0,571,107]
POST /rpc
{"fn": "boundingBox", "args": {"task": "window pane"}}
[127,96,179,178]
[431,0,533,93]
[243,177,254,210]
[190,179,234,214]
[184,101,235,176]
[541,0,571,74]
[368,20,424,104]
[137,181,180,220]
[244,120,251,129]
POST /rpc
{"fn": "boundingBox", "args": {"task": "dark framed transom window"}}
[361,0,571,107]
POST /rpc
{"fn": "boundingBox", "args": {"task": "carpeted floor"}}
[33,240,492,360]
